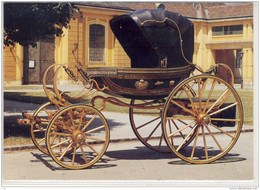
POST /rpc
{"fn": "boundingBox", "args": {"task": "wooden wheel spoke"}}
[38,137,45,144]
[176,125,197,152]
[166,117,195,121]
[50,134,57,146]
[42,107,52,117]
[182,86,197,111]
[200,78,208,95]
[85,125,105,134]
[81,115,97,132]
[209,102,238,116]
[206,89,230,114]
[136,116,161,130]
[71,146,77,166]
[59,135,62,152]
[85,142,99,155]
[51,138,71,149]
[177,83,194,98]
[205,126,223,152]
[80,145,88,164]
[170,100,196,117]
[78,109,86,130]
[86,136,106,142]
[68,110,76,128]
[168,120,174,145]
[177,119,194,129]
[211,118,240,122]
[209,123,235,139]
[50,132,72,137]
[171,120,185,139]
[168,121,196,138]
[55,104,60,111]
[58,142,73,161]
[190,127,200,160]
[145,121,161,142]
[177,119,188,126]
[197,78,202,112]
[33,128,47,133]
[203,80,217,113]
[60,121,73,133]
[201,126,208,159]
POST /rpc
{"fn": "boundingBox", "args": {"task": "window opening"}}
[89,24,105,62]
[212,25,243,36]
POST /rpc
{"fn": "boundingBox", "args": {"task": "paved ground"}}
[2,132,257,187]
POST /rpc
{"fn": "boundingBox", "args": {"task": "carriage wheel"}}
[129,91,197,153]
[46,104,110,169]
[162,75,243,164]
[31,102,59,154]
[129,99,171,152]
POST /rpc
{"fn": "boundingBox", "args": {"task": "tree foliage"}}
[4,3,78,47]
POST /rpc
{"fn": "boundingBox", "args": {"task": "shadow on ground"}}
[105,146,247,165]
[30,152,117,171]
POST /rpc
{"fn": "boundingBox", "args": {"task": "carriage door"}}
[23,38,54,84]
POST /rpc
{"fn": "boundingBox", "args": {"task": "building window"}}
[89,24,105,62]
[212,25,243,36]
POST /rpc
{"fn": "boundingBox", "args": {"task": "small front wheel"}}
[46,104,110,169]
[31,102,59,154]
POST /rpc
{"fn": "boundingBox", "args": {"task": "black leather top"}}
[110,6,194,68]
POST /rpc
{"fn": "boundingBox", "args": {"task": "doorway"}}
[215,49,242,84]
[23,38,54,84]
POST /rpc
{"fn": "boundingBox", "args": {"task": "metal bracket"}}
[63,66,78,82]
[161,57,168,68]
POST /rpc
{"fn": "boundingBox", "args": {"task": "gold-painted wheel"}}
[129,99,171,152]
[162,75,243,164]
[31,102,60,154]
[129,88,197,153]
[46,104,110,169]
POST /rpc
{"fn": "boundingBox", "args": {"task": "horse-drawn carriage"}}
[19,6,243,169]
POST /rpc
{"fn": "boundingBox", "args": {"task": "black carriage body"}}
[110,7,194,68]
[87,7,195,99]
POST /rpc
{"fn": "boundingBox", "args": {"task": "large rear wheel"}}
[162,75,243,164]
[129,99,170,152]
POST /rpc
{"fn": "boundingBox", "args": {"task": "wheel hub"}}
[197,114,211,126]
[72,130,86,144]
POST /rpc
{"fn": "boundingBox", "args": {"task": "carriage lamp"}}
[238,50,244,89]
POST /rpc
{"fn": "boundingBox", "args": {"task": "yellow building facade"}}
[3,44,23,85]
[193,17,253,84]
[53,5,131,84]
[3,2,254,86]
